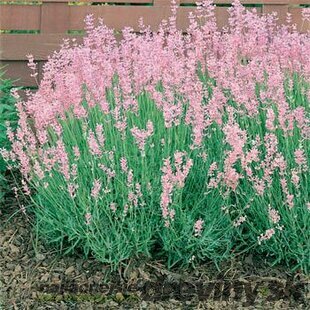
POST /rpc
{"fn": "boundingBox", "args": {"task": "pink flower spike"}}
[91,179,102,199]
[120,157,128,173]
[258,228,275,245]
[294,149,306,167]
[85,212,92,225]
[95,124,105,147]
[194,219,204,236]
[73,146,80,159]
[131,120,154,155]
[268,207,280,224]
[87,130,102,157]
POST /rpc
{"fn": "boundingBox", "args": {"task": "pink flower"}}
[268,207,280,224]
[208,162,218,176]
[287,194,294,209]
[85,212,92,225]
[21,179,31,196]
[160,152,193,222]
[33,160,45,180]
[131,120,153,155]
[253,178,265,196]
[127,169,133,185]
[233,215,247,227]
[91,179,102,199]
[98,164,116,179]
[222,121,247,190]
[301,8,310,22]
[194,219,204,236]
[110,203,117,213]
[258,228,275,245]
[73,146,80,159]
[95,124,105,147]
[56,140,70,181]
[291,169,300,187]
[68,183,78,198]
[266,108,276,131]
[223,167,242,191]
[174,152,193,188]
[71,164,78,179]
[120,157,128,173]
[294,149,306,166]
[26,54,38,78]
[123,204,129,217]
[87,130,102,157]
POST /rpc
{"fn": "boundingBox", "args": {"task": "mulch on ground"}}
[1,204,309,309]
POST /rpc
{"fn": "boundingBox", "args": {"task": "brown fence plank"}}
[70,4,262,31]
[177,6,229,29]
[44,0,308,3]
[68,0,154,3]
[215,7,231,30]
[180,0,309,4]
[263,4,289,25]
[290,7,310,32]
[42,0,152,2]
[2,0,308,4]
[154,0,179,6]
[178,5,263,30]
[0,5,41,30]
[1,0,308,87]
[69,5,172,31]
[0,60,38,86]
[69,5,264,32]
[0,34,83,61]
[41,2,70,33]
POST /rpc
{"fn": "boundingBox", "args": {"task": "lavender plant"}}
[2,1,309,272]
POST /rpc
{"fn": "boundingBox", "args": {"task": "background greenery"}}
[0,69,18,205]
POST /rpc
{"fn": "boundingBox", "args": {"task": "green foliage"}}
[0,69,18,203]
[23,91,233,270]
[8,74,310,273]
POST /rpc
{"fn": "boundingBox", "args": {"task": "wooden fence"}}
[0,0,309,87]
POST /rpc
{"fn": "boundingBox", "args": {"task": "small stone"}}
[55,294,63,302]
[14,265,22,274]
[108,301,119,307]
[65,266,75,276]
[52,273,61,285]
[9,244,20,255]
[36,253,46,261]
[140,301,148,309]
[41,273,50,282]
[115,292,125,302]
[6,263,15,270]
